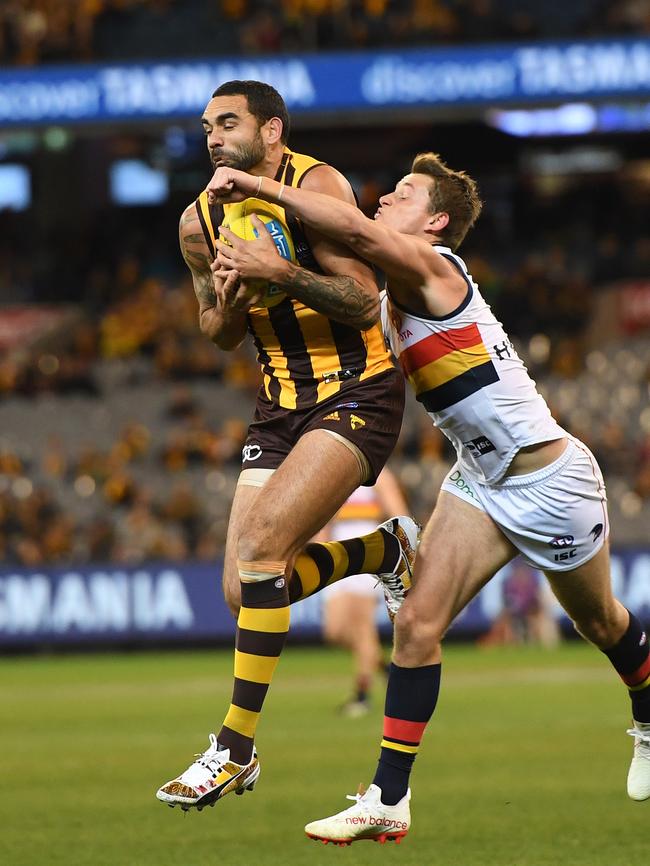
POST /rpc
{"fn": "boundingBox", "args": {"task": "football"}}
[220,197,296,308]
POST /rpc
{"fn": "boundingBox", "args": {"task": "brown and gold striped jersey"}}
[195,148,393,410]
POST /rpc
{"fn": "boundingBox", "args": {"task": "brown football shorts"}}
[241,367,405,485]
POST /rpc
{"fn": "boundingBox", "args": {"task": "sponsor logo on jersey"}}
[242,445,263,462]
[350,414,366,430]
[493,339,517,361]
[589,523,604,542]
[549,535,575,549]
[464,436,496,457]
[641,632,647,647]
[336,402,359,409]
[322,411,340,422]
[274,577,286,589]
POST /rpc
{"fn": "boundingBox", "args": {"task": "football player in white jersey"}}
[207,155,650,844]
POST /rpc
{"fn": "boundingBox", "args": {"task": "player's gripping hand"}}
[206,167,256,204]
[211,263,265,311]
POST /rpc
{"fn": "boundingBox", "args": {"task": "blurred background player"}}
[478,561,562,648]
[320,466,410,717]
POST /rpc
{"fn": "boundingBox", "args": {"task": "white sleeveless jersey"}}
[381,245,565,484]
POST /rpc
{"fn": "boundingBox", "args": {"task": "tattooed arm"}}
[179,202,248,351]
[214,167,380,330]
[271,260,377,329]
[290,164,380,329]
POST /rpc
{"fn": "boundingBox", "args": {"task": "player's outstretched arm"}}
[206,168,445,289]
[208,167,381,330]
[179,202,248,351]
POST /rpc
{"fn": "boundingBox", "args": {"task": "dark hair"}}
[411,152,482,250]
[212,80,290,143]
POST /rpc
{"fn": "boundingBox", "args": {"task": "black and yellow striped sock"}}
[288,527,401,604]
[218,568,290,764]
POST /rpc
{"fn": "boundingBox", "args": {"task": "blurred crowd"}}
[2,226,650,567]
[2,159,650,569]
[1,79,650,568]
[0,0,649,65]
[1,0,649,570]
[0,426,246,567]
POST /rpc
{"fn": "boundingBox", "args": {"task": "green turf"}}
[3,643,646,865]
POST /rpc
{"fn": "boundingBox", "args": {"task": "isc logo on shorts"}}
[549,535,577,562]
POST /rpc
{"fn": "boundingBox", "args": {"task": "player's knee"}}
[394,602,442,656]
[572,609,625,649]
[237,521,288,563]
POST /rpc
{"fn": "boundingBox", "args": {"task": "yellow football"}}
[220,197,295,309]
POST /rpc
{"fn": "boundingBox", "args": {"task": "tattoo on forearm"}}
[195,273,217,307]
[183,248,211,271]
[279,265,376,327]
[179,221,216,308]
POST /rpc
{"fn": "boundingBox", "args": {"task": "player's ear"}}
[264,117,284,146]
[425,211,449,237]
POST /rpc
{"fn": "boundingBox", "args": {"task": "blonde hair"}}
[411,152,482,250]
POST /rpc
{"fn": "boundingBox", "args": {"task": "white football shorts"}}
[440,438,609,572]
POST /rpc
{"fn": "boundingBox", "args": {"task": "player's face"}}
[201,95,267,172]
[374,173,436,236]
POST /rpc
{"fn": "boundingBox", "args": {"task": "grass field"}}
[3,643,647,865]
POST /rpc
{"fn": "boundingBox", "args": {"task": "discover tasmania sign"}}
[1,38,650,127]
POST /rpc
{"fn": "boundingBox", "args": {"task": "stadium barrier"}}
[1,550,649,647]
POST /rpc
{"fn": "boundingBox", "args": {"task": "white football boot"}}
[305,784,410,846]
[627,720,650,801]
[156,734,259,811]
[377,516,421,621]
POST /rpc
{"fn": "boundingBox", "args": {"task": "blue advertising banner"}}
[0,550,649,646]
[1,38,650,127]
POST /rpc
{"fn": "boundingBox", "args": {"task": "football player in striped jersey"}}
[156,80,408,813]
